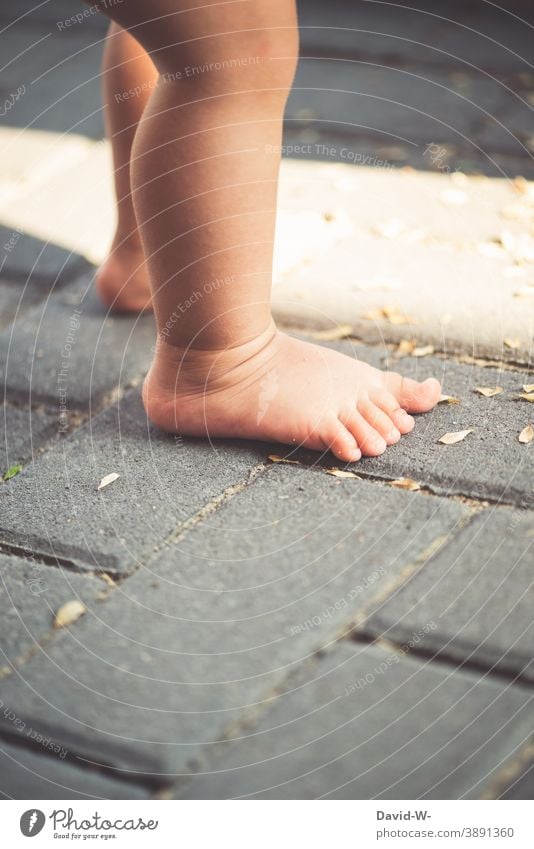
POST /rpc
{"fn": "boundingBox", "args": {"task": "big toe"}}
[386,374,441,413]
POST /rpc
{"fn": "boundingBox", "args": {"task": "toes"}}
[325,420,362,463]
[390,408,415,434]
[341,410,387,457]
[370,390,415,435]
[384,373,442,413]
[357,399,400,445]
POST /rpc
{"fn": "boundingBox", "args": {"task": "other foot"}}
[95,240,152,313]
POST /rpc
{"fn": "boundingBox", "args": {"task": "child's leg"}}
[96,23,157,312]
[91,0,441,461]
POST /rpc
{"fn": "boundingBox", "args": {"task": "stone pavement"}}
[0,0,533,800]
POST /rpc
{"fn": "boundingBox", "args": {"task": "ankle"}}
[146,319,278,397]
[109,229,144,258]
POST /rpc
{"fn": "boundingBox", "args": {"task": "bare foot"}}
[143,323,441,462]
[95,240,152,313]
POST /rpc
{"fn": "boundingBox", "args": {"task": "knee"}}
[161,21,299,107]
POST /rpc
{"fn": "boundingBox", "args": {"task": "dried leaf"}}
[438,429,473,445]
[412,345,435,358]
[2,464,22,481]
[97,472,120,491]
[501,203,532,223]
[513,176,529,195]
[54,600,86,629]
[518,393,534,403]
[504,337,521,350]
[389,478,421,491]
[312,324,353,341]
[362,306,413,325]
[474,386,503,398]
[518,425,534,444]
[382,305,413,326]
[438,394,460,405]
[396,339,416,357]
[99,572,117,588]
[522,384,534,393]
[362,308,384,321]
[326,468,360,479]
[267,454,300,465]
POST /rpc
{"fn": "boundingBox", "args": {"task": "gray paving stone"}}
[176,641,532,799]
[500,759,534,800]
[0,390,265,573]
[347,348,534,506]
[0,281,42,330]
[297,0,534,75]
[0,552,106,674]
[0,468,467,775]
[362,508,534,685]
[0,273,155,411]
[0,740,149,800]
[269,338,534,506]
[288,60,510,150]
[0,0,109,31]
[1,403,58,476]
[0,225,89,285]
[0,22,106,139]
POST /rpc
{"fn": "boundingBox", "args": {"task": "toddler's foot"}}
[95,239,152,313]
[143,324,441,462]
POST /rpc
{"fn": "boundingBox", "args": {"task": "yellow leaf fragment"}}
[396,339,416,357]
[513,176,529,195]
[501,202,532,223]
[389,478,421,491]
[312,324,353,341]
[412,344,435,358]
[438,394,460,405]
[518,425,534,444]
[362,308,385,321]
[504,338,521,350]
[267,454,300,465]
[325,468,361,479]
[97,472,120,491]
[54,600,86,630]
[382,305,413,325]
[438,429,473,445]
[362,306,413,325]
[474,386,503,398]
[518,393,534,403]
[513,286,534,298]
[522,384,534,393]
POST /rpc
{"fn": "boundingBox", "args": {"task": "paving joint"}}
[479,738,534,799]
[0,728,160,792]
[350,631,534,690]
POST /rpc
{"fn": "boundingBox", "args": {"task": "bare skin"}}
[96,22,155,312]
[95,1,441,462]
